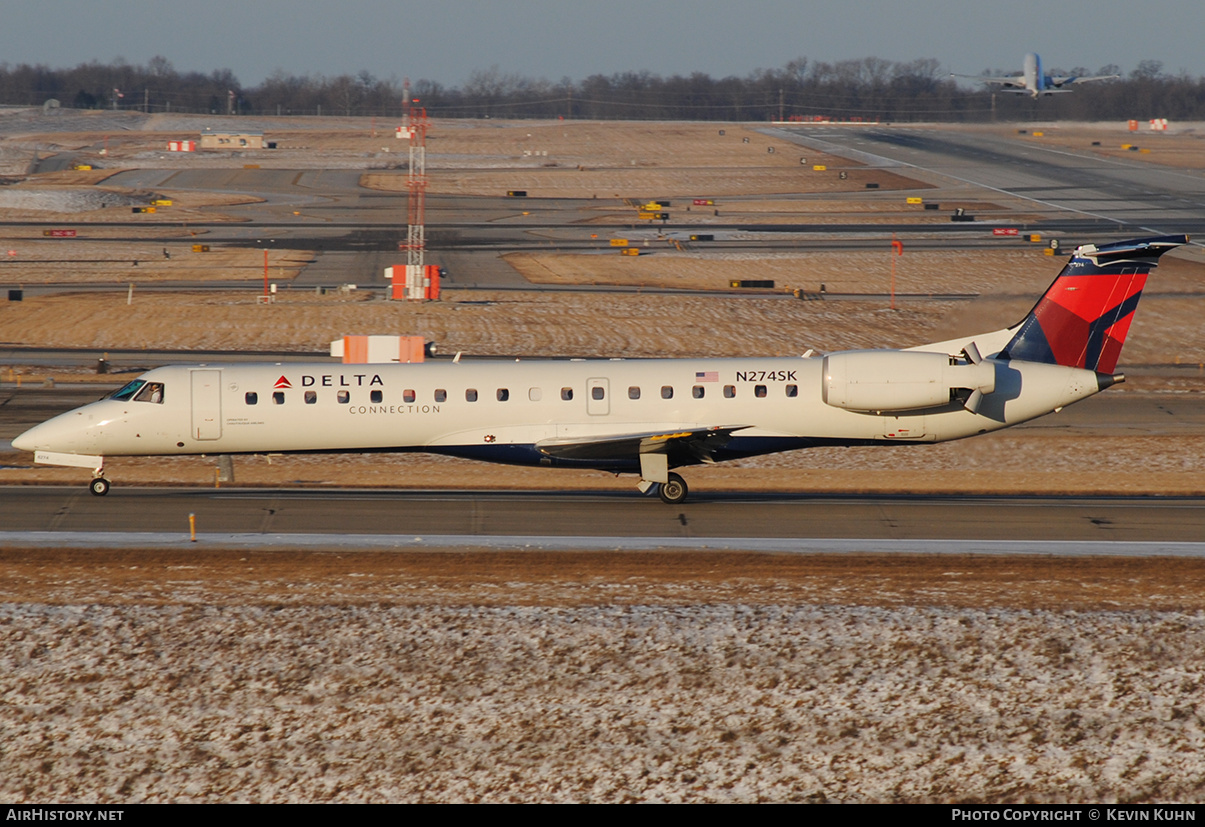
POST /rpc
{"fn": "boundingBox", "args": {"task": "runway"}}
[772,125,1205,239]
[2,487,1204,554]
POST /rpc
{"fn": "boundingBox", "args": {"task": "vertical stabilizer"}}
[1001,235,1188,374]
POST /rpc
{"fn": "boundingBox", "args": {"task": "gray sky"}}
[4,0,1203,87]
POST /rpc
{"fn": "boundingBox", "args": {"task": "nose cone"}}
[11,425,38,452]
[11,410,91,453]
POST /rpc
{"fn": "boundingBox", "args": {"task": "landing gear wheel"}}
[89,477,110,497]
[658,473,688,505]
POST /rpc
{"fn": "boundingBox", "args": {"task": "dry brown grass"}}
[0,244,308,284]
[4,548,1205,612]
[998,122,1205,169]
[364,121,929,198]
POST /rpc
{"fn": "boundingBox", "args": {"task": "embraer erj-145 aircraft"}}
[13,235,1186,503]
[955,53,1119,98]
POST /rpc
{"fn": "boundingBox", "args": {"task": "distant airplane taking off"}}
[12,235,1188,503]
[954,53,1119,98]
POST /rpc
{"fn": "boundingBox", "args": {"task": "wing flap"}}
[536,425,750,463]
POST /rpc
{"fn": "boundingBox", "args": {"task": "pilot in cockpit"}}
[111,379,166,404]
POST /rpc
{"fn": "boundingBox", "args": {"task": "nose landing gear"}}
[89,459,109,496]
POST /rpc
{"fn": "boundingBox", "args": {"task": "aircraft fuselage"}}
[16,355,1108,471]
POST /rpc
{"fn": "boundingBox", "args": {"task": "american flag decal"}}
[695,371,719,382]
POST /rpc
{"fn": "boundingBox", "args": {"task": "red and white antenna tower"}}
[398,102,428,298]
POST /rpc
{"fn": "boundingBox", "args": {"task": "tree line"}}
[0,55,1202,122]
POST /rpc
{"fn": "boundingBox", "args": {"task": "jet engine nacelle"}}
[822,350,996,413]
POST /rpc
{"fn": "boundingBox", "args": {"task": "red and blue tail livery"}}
[1002,235,1188,374]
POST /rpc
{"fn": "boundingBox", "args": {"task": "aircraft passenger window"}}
[755,385,767,398]
[466,389,478,402]
[497,388,509,402]
[692,386,705,399]
[529,388,542,402]
[435,389,447,403]
[786,384,798,398]
[404,389,416,403]
[661,386,673,399]
[305,391,317,404]
[245,392,258,405]
[371,390,383,404]
[628,386,640,400]
[338,390,350,404]
[561,387,573,401]
[723,385,736,398]
[591,386,605,401]
[273,391,285,405]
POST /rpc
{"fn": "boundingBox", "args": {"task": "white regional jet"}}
[12,235,1186,503]
[955,53,1119,98]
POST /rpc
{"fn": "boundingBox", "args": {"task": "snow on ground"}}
[3,596,1204,803]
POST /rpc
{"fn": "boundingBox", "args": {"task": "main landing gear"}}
[657,473,688,505]
[89,476,110,496]
[637,453,690,504]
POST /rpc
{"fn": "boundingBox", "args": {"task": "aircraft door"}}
[190,369,223,440]
[587,377,609,416]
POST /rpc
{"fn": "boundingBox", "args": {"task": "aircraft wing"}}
[952,73,1025,88]
[1050,74,1119,87]
[536,425,751,464]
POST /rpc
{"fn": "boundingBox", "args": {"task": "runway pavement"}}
[2,486,1204,552]
[771,125,1205,240]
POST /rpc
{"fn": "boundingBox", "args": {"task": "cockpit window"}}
[133,382,165,404]
[110,379,146,401]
